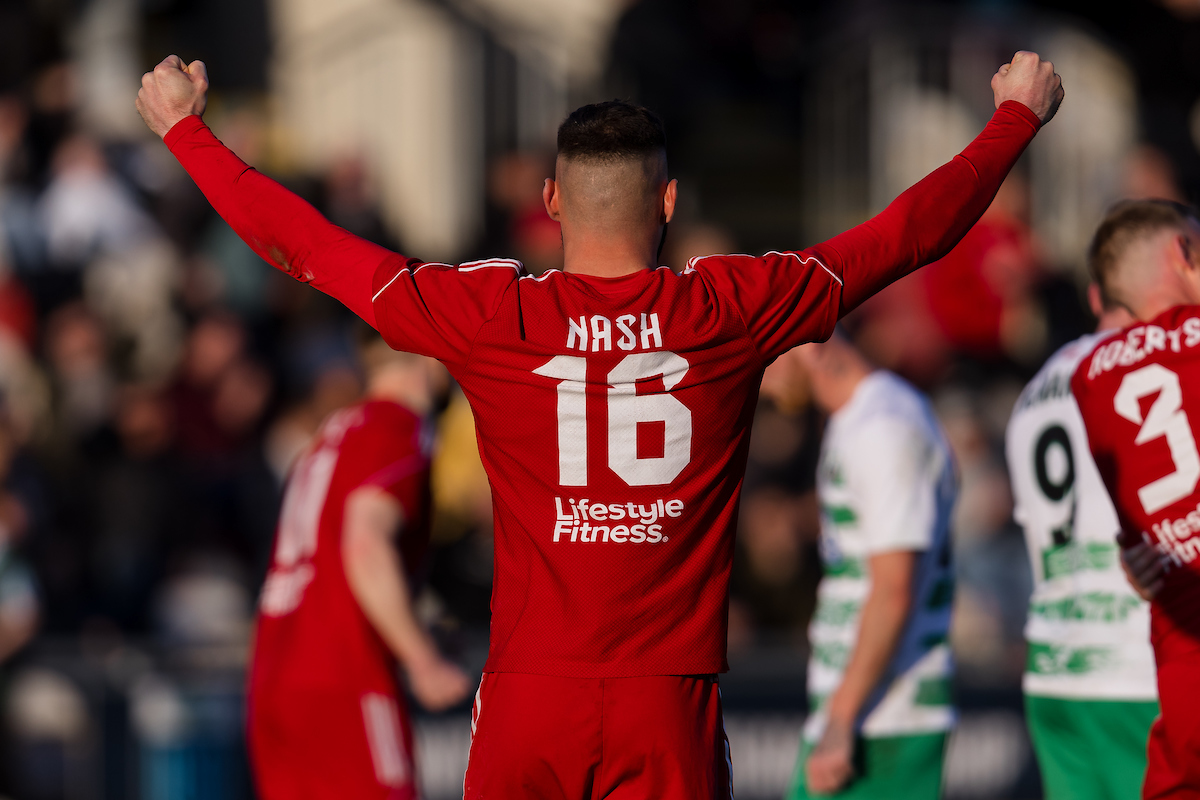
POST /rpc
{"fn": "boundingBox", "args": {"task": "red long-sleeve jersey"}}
[166,102,1039,676]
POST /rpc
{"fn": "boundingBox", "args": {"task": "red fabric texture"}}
[1145,651,1200,799]
[249,686,418,800]
[1072,307,1200,663]
[247,400,430,796]
[1073,307,1200,797]
[463,673,733,800]
[168,102,1039,678]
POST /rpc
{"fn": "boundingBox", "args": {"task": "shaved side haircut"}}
[1089,199,1200,311]
[555,101,669,234]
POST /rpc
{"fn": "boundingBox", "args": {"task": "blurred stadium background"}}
[0,0,1195,797]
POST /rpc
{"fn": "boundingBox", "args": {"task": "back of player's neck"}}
[561,233,659,277]
[1137,295,1192,324]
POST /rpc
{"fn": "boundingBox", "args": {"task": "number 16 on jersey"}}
[534,351,694,488]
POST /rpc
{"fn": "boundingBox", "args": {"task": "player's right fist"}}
[407,655,472,713]
[991,50,1063,125]
[136,55,208,139]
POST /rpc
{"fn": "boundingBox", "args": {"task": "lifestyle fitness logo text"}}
[552,497,684,543]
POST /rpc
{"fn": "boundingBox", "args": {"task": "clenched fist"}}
[136,55,209,139]
[992,51,1064,124]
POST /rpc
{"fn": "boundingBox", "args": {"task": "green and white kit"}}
[804,370,957,745]
[1006,332,1156,702]
[1007,333,1157,800]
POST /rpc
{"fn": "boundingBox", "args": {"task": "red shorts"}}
[1145,648,1200,799]
[463,673,734,800]
[248,686,419,800]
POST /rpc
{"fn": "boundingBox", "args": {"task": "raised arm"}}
[137,56,393,327]
[811,51,1063,315]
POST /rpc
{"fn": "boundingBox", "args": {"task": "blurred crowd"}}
[0,44,1191,681]
[0,1,1194,797]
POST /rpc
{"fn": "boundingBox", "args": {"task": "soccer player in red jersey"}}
[248,335,471,800]
[1070,200,1200,799]
[137,54,1062,797]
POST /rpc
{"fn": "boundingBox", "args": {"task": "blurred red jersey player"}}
[248,335,470,800]
[138,53,1061,798]
[1072,200,1200,798]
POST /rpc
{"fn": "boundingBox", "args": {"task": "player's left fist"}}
[991,50,1063,125]
[136,55,208,139]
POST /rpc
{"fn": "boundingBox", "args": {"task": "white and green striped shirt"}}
[805,371,957,742]
[1006,333,1156,701]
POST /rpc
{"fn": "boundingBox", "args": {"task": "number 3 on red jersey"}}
[534,351,692,487]
[1114,363,1200,515]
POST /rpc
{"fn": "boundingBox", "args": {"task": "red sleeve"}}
[164,114,394,328]
[813,100,1041,313]
[165,115,519,364]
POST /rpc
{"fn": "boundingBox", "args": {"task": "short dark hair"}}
[1089,199,1200,309]
[557,100,666,160]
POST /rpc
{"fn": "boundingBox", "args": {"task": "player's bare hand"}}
[991,51,1063,124]
[406,655,472,712]
[806,718,856,795]
[1120,539,1168,601]
[136,55,208,139]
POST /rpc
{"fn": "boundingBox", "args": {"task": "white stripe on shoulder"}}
[762,251,842,286]
[372,259,519,303]
[686,251,841,286]
[459,258,524,273]
[372,266,412,303]
[519,269,563,282]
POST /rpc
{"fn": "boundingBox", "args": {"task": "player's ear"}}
[662,178,678,224]
[543,178,561,221]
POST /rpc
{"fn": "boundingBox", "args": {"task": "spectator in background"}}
[920,173,1046,364]
[1122,144,1185,202]
[321,154,400,250]
[169,311,258,459]
[36,134,155,310]
[43,302,114,447]
[727,486,820,648]
[0,407,40,662]
[483,151,561,275]
[761,334,957,800]
[939,388,1034,685]
[0,233,36,351]
[86,384,180,632]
